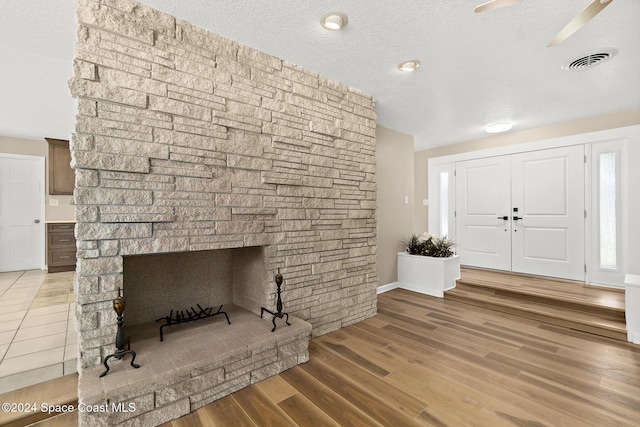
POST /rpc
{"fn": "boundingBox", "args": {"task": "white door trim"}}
[587,139,629,288]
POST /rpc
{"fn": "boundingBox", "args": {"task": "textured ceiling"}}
[1,0,639,150]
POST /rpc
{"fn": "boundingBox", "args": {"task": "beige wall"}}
[414,108,640,233]
[0,135,75,221]
[414,148,429,234]
[376,125,415,286]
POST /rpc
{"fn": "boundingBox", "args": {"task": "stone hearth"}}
[69,0,377,424]
[80,306,310,426]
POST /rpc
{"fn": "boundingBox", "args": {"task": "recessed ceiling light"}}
[485,122,513,133]
[321,12,348,30]
[398,60,420,72]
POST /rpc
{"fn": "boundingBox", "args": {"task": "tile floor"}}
[0,269,77,393]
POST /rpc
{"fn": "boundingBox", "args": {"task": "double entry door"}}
[455,145,585,281]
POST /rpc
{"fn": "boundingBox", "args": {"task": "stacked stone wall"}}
[70,0,377,369]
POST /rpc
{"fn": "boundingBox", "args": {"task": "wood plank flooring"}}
[447,267,627,341]
[0,373,77,427]
[6,288,637,426]
[162,288,640,427]
[456,267,625,310]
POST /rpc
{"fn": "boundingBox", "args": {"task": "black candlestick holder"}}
[100,288,140,377]
[261,267,291,332]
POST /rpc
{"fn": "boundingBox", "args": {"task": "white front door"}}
[455,146,585,281]
[455,155,511,271]
[511,145,585,280]
[0,155,45,272]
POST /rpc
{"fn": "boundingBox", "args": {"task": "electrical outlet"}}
[404,196,409,205]
[49,198,59,206]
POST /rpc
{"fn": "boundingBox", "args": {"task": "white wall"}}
[0,45,75,141]
[627,141,640,278]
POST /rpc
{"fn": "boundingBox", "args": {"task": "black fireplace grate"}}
[155,304,230,341]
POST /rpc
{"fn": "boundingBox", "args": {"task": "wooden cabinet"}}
[47,223,76,273]
[46,138,75,195]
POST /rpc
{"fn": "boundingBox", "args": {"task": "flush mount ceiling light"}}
[398,60,420,72]
[320,12,348,30]
[485,122,513,133]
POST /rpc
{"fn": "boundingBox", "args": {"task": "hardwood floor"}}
[448,267,627,340]
[162,288,640,427]
[456,267,625,310]
[0,373,77,427]
[6,287,637,426]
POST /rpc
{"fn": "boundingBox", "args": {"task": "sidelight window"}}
[598,152,617,269]
[590,139,626,286]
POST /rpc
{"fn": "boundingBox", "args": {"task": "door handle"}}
[34,219,40,223]
[497,216,508,220]
[513,216,523,221]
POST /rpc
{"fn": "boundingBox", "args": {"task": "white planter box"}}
[397,252,461,298]
[625,274,640,344]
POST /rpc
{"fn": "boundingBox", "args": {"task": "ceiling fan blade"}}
[547,0,614,47]
[475,0,523,13]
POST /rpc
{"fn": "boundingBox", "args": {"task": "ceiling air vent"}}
[562,48,618,71]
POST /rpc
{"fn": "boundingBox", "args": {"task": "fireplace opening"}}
[123,246,269,332]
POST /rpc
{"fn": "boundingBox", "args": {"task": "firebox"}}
[123,246,268,328]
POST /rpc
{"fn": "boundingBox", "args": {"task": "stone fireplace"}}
[69,0,377,424]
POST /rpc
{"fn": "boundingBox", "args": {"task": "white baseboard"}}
[377,282,400,294]
[586,281,625,290]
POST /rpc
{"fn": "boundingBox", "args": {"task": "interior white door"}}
[511,145,585,280]
[0,155,45,272]
[455,155,511,270]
